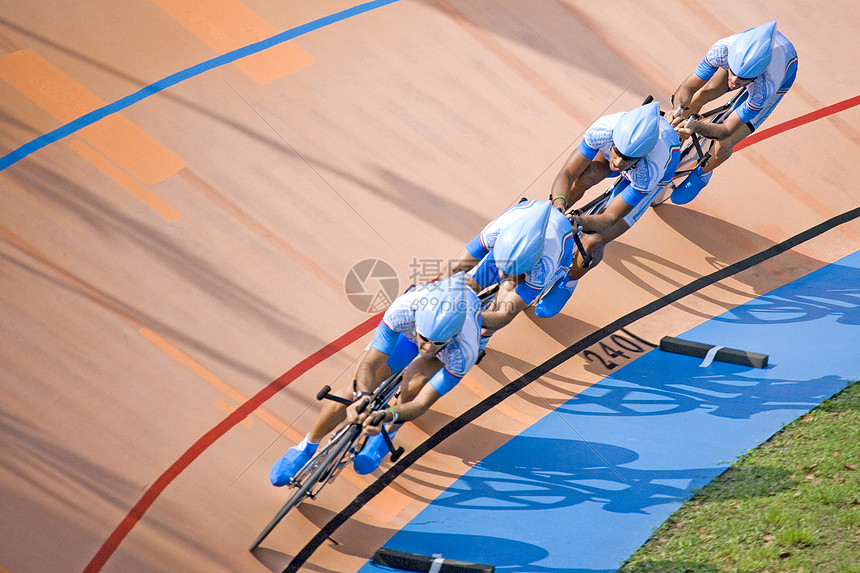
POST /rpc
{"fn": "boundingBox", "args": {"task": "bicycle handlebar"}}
[572,231,593,269]
[355,397,371,415]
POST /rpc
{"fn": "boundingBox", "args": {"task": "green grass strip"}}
[619,380,860,573]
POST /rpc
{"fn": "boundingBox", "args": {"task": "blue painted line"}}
[0,0,400,173]
[359,250,860,572]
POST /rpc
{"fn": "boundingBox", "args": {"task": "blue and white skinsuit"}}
[464,199,575,309]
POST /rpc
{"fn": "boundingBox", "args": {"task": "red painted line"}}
[82,312,382,572]
[735,94,860,151]
[82,94,860,573]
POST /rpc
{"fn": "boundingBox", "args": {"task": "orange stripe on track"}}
[69,141,182,222]
[216,400,255,428]
[150,0,315,84]
[0,50,185,184]
[139,327,303,443]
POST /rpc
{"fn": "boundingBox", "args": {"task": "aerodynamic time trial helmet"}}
[727,21,777,79]
[414,271,468,343]
[493,201,552,275]
[612,101,661,159]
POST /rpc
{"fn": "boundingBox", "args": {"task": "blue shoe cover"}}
[671,166,712,205]
[354,432,391,475]
[270,442,317,486]
[534,277,577,318]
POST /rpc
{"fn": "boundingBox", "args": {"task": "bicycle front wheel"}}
[250,426,359,550]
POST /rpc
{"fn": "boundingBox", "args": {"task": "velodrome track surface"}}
[1,2,858,572]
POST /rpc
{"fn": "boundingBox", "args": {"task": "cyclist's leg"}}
[254,425,359,548]
[533,229,607,317]
[560,175,629,280]
[271,381,364,486]
[651,142,683,206]
[271,387,356,485]
[271,341,400,485]
[670,165,712,205]
[705,113,753,170]
[534,270,579,318]
[570,232,607,276]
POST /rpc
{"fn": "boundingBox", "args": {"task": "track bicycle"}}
[250,372,404,550]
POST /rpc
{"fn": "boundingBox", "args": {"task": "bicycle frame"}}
[562,174,631,268]
[652,85,749,206]
[677,86,747,175]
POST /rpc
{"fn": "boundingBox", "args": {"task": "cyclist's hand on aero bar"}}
[668,106,690,127]
[346,396,371,424]
[567,212,583,234]
[361,411,388,436]
[675,118,698,142]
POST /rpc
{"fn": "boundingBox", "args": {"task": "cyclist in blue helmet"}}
[447,199,574,340]
[667,21,798,203]
[536,101,680,318]
[492,200,552,275]
[269,272,482,483]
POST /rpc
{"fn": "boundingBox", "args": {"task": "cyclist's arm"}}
[342,347,389,425]
[551,148,593,210]
[362,358,462,434]
[362,379,442,435]
[354,348,389,391]
[670,73,708,123]
[383,375,444,424]
[481,278,529,331]
[683,112,752,145]
[574,193,634,236]
[356,323,399,395]
[598,214,631,243]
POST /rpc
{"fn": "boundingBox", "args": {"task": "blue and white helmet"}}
[494,201,552,275]
[612,101,660,158]
[414,271,468,342]
[728,21,776,79]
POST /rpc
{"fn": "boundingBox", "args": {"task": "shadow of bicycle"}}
[589,205,831,317]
